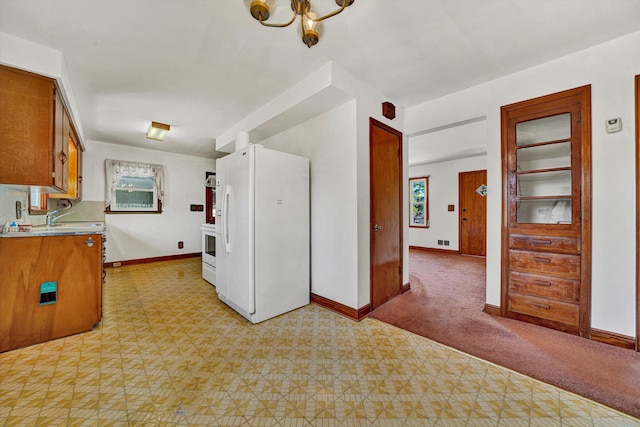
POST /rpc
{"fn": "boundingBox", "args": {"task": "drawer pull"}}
[531,239,552,245]
[533,257,551,263]
[530,302,551,310]
[532,280,552,287]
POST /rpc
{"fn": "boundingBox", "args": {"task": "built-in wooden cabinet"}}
[50,111,83,200]
[0,234,103,353]
[0,64,79,194]
[501,85,591,337]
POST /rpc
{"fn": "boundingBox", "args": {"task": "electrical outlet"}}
[178,241,184,249]
[444,240,450,246]
[437,240,443,245]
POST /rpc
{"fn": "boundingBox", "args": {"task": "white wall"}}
[83,141,215,263]
[240,63,406,312]
[0,32,85,146]
[261,101,360,308]
[409,155,487,251]
[405,30,640,337]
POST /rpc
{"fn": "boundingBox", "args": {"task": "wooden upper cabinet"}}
[50,109,83,200]
[501,85,592,337]
[0,64,70,193]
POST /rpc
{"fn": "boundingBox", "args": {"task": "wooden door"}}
[370,118,403,309]
[459,170,487,256]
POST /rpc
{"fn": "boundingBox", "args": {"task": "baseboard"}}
[311,293,370,321]
[409,245,460,254]
[591,328,636,350]
[401,282,411,293]
[105,252,201,268]
[483,304,500,316]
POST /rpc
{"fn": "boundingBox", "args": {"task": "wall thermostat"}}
[605,117,622,133]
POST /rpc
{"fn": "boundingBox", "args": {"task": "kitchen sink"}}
[31,222,105,233]
[48,222,104,228]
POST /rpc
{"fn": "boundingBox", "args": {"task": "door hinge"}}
[577,111,582,124]
[52,172,56,178]
[398,265,403,275]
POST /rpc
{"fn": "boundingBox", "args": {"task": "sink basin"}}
[31,222,105,233]
[49,222,104,228]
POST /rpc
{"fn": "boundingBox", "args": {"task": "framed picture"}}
[409,176,429,228]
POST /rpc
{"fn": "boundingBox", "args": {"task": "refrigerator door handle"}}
[223,185,232,253]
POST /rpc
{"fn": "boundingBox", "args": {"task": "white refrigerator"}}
[215,144,310,323]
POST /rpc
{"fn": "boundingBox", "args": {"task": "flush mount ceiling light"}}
[146,121,170,141]
[248,0,355,48]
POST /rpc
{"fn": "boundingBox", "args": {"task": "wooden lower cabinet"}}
[0,234,102,353]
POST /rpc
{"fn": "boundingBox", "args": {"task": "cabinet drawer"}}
[508,294,579,326]
[509,250,580,279]
[509,271,579,302]
[509,234,579,254]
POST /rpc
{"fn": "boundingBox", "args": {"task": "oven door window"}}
[204,233,216,258]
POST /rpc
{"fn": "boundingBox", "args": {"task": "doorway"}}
[369,118,403,309]
[459,169,487,256]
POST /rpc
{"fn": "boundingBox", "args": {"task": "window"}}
[409,176,429,228]
[28,188,49,215]
[105,160,164,213]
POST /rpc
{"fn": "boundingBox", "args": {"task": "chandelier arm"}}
[258,11,297,28]
[309,1,347,23]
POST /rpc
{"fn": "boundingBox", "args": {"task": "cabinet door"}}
[50,109,81,200]
[0,235,102,352]
[506,105,581,231]
[0,65,54,188]
[52,88,69,193]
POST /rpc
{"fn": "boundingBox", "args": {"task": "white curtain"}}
[104,159,165,208]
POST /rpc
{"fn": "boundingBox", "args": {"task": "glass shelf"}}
[516,113,571,146]
[517,170,571,197]
[517,141,571,171]
[517,198,572,224]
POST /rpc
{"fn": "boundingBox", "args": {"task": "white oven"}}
[201,223,216,285]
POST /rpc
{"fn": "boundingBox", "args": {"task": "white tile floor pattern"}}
[0,258,638,426]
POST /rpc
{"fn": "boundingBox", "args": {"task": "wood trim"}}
[636,74,640,352]
[409,245,461,255]
[105,252,200,268]
[205,171,215,224]
[408,176,429,228]
[483,304,500,316]
[500,102,511,318]
[311,293,370,321]
[105,200,163,214]
[591,328,636,350]
[401,282,410,293]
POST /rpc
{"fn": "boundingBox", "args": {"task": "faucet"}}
[47,210,72,226]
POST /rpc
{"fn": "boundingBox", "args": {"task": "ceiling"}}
[1,0,640,159]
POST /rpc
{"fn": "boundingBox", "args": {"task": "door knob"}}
[373,224,381,232]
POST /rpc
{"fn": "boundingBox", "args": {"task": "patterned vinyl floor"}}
[0,258,638,426]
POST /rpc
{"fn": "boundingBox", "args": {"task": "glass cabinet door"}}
[514,112,573,224]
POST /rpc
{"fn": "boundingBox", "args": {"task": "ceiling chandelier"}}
[248,0,355,48]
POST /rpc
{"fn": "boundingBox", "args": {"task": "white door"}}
[221,148,255,316]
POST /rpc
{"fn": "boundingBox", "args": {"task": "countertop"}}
[0,222,105,238]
